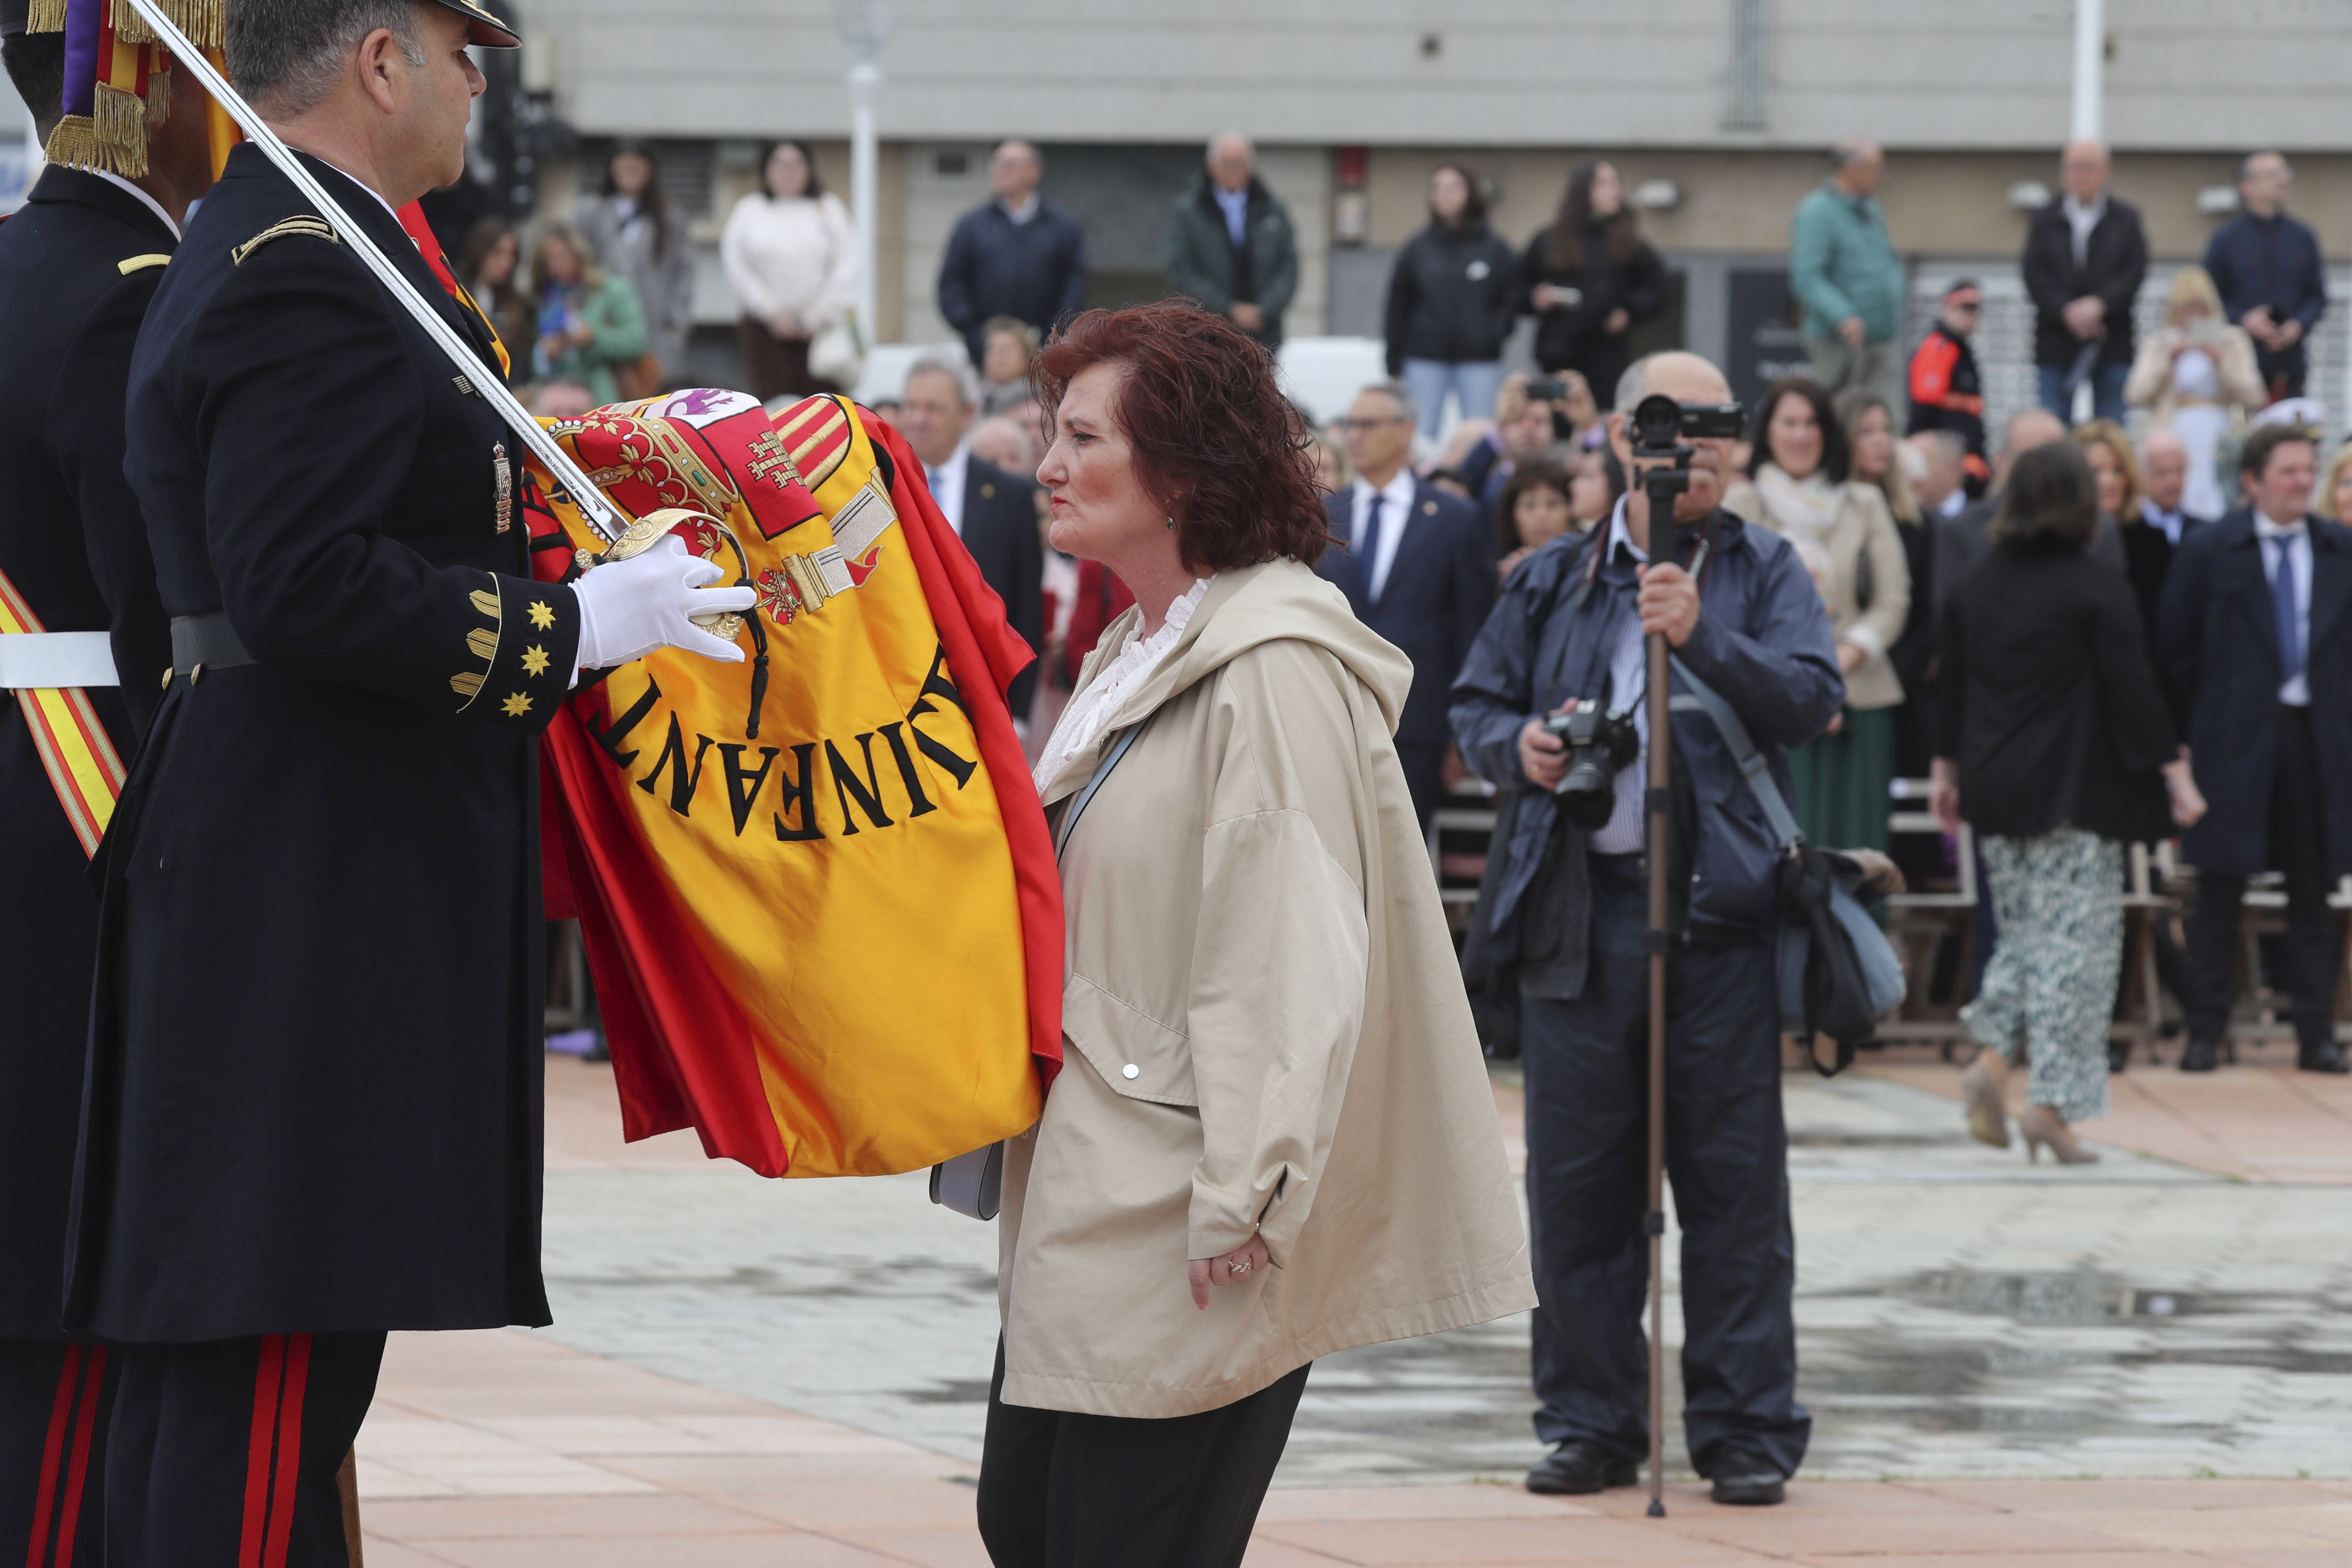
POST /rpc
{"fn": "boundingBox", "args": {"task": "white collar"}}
[927,440,970,483]
[1604,494,1650,564]
[92,170,179,240]
[999,193,1041,224]
[2143,497,2181,522]
[314,156,404,227]
[2063,191,2107,223]
[1356,468,1416,509]
[2255,509,2306,538]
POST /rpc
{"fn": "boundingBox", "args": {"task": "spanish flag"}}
[524,390,1060,1178]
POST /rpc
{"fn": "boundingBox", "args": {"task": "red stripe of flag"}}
[237,1336,286,1568]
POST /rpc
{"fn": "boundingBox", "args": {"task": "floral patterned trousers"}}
[1963,827,2123,1124]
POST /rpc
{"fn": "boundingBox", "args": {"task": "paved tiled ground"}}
[355,1051,2352,1564]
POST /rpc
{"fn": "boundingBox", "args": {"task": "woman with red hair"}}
[982,303,1534,1563]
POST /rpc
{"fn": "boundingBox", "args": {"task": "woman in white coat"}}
[720,140,858,400]
[981,301,1534,1566]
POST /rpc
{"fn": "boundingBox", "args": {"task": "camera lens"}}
[1558,760,1617,830]
[1631,394,1682,449]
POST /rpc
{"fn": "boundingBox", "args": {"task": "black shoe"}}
[2178,1037,2219,1072]
[1526,1439,1638,1495]
[1709,1456,1787,1507]
[2298,1041,2350,1075]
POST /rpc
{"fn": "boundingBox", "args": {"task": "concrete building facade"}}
[507,0,2352,431]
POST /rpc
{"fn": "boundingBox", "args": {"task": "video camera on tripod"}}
[1625,393,1746,556]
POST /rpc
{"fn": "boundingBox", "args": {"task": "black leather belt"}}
[168,613,256,681]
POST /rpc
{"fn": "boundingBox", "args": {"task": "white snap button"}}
[1121,1063,1140,1079]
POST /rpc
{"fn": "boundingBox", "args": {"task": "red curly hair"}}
[1031,301,1330,572]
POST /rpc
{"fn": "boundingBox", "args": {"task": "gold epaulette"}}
[230,217,339,266]
[117,254,170,276]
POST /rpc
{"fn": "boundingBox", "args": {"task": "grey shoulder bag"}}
[929,713,1154,1220]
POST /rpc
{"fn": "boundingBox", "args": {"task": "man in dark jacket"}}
[937,140,1088,368]
[900,355,1044,723]
[1318,380,1494,827]
[1908,279,1988,493]
[1164,133,1298,350]
[2159,424,2352,1075]
[1452,352,1842,1509]
[2023,140,2147,426]
[78,4,753,1556]
[0,8,209,1557]
[2204,151,2328,401]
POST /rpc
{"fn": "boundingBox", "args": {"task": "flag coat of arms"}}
[524,389,1060,1178]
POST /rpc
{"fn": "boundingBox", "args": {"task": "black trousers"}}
[977,1343,1309,1568]
[105,1332,383,1568]
[2,1340,116,1568]
[1521,855,1811,1478]
[2184,707,2340,1052]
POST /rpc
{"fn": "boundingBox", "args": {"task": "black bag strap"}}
[1054,712,1153,860]
[1666,655,1804,854]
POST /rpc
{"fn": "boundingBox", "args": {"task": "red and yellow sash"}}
[0,569,126,859]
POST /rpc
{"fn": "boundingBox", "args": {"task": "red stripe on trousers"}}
[21,1345,82,1568]
[46,1349,106,1568]
[259,1338,310,1568]
[236,1337,286,1568]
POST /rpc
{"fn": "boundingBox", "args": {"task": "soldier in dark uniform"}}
[68,3,753,1561]
[0,8,215,1563]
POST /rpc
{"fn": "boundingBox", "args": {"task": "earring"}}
[1165,516,1175,530]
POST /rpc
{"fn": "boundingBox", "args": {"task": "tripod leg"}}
[1645,626,1671,1519]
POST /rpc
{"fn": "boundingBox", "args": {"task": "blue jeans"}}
[2036,358,2129,426]
[1401,358,1503,438]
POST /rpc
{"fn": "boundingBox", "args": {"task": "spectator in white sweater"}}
[722,140,859,400]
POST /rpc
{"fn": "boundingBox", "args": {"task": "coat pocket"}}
[1062,973,1196,1108]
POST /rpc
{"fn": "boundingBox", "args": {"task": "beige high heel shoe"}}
[2018,1103,2099,1165]
[1962,1049,2010,1148]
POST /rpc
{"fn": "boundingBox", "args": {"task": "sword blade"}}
[122,0,628,543]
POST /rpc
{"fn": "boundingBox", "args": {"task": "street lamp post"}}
[838,1,891,358]
[2072,0,2103,141]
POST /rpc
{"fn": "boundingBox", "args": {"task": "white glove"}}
[571,534,759,671]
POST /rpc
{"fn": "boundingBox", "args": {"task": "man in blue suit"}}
[2160,423,2352,1075]
[1320,381,1496,826]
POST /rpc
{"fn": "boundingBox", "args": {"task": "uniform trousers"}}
[976,1342,1309,1568]
[2,1340,116,1568]
[105,1332,382,1568]
[2184,706,2340,1053]
[1522,854,1811,1479]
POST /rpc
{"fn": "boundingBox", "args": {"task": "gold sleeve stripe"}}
[117,253,170,275]
[230,217,340,266]
[465,627,499,660]
[469,589,501,618]
[450,671,485,699]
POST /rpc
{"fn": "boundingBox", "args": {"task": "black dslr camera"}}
[1544,676,1641,829]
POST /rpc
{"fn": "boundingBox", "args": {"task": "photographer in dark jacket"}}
[1384,162,1519,438]
[1452,351,1841,1509]
[2022,140,2147,426]
[1520,159,1667,411]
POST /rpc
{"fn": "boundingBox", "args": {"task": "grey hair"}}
[1206,131,1253,164]
[904,352,980,410]
[1614,356,1653,414]
[1831,138,1877,171]
[1363,379,1418,431]
[2240,149,2291,183]
[230,0,428,116]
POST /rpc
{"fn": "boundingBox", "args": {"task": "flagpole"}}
[122,0,629,543]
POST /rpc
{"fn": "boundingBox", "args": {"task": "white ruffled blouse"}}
[1032,577,1213,794]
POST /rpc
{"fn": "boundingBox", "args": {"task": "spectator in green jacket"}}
[1791,141,1907,424]
[1165,132,1300,349]
[530,223,648,406]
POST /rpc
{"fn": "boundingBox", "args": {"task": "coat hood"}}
[1044,558,1413,803]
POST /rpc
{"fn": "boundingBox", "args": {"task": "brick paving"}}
[352,1053,2352,1564]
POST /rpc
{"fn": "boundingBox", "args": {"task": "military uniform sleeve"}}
[191,239,578,731]
[49,265,174,730]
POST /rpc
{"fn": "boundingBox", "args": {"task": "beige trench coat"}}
[998,559,1536,1419]
[1722,475,1909,710]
